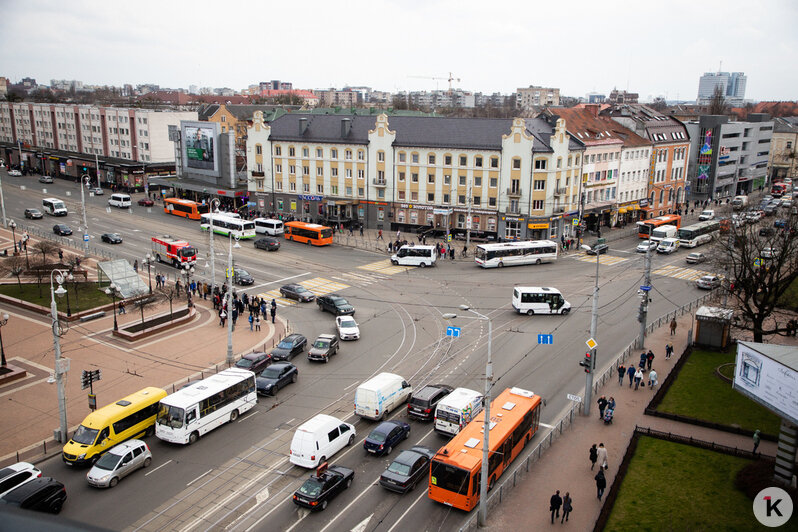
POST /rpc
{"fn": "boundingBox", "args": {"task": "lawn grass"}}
[605,436,761,531]
[0,282,113,313]
[656,348,781,435]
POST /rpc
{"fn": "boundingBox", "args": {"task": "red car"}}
[138,198,154,207]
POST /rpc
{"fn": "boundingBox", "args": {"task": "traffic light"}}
[579,352,592,373]
[81,165,88,173]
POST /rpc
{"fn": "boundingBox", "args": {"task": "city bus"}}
[636,214,682,239]
[677,220,720,248]
[200,213,257,239]
[164,198,210,220]
[62,387,167,467]
[428,387,541,511]
[474,240,558,268]
[155,368,256,445]
[284,221,333,246]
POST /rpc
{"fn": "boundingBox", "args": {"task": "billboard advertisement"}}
[733,342,798,425]
[181,121,220,177]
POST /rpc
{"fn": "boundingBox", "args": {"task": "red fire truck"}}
[151,235,197,268]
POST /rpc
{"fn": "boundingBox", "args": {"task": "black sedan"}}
[53,224,72,236]
[317,294,355,316]
[293,465,354,511]
[255,362,297,395]
[280,284,315,302]
[254,237,281,251]
[379,446,435,493]
[235,352,273,374]
[234,268,254,286]
[101,233,123,244]
[363,420,410,456]
[585,243,609,255]
[271,334,308,361]
[24,208,43,219]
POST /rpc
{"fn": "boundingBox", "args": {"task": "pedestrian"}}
[133,259,138,272]
[618,364,625,386]
[634,368,644,390]
[646,350,655,370]
[397,230,401,241]
[597,395,608,420]
[648,369,658,391]
[549,490,562,524]
[596,443,608,470]
[270,302,276,324]
[232,308,238,330]
[753,429,761,453]
[589,443,598,470]
[219,309,227,326]
[255,315,261,332]
[176,279,182,296]
[665,342,673,360]
[670,317,677,335]
[595,469,607,501]
[360,225,364,237]
[118,300,126,314]
[608,397,616,412]
[639,352,647,371]
[58,249,64,261]
[627,365,635,387]
[561,492,572,523]
[248,313,254,331]
[377,229,383,240]
[449,245,454,260]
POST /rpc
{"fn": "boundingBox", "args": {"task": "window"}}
[444,174,451,185]
[491,157,499,168]
[513,158,521,169]
[399,152,406,163]
[533,200,544,210]
[428,193,435,202]
[460,155,467,166]
[317,184,323,193]
[535,159,547,170]
[303,183,310,192]
[475,156,483,167]
[428,154,435,164]
[317,167,323,176]
[534,180,545,190]
[289,182,296,192]
[358,187,364,197]
[412,173,419,183]
[316,148,323,158]
[473,196,481,206]
[289,165,296,175]
[428,174,435,184]
[330,148,338,159]
[331,185,338,195]
[399,172,405,182]
[473,176,481,187]
[289,146,295,157]
[345,149,352,160]
[458,195,466,205]
[345,168,352,178]
[445,155,452,165]
[358,169,365,179]
[358,150,365,161]
[411,192,418,201]
[331,168,338,177]
[256,144,262,155]
[303,166,309,176]
[443,193,450,203]
[459,175,466,186]
[398,191,406,200]
[346,186,353,196]
[302,147,309,157]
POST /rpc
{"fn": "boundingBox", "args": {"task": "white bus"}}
[42,197,68,216]
[434,387,484,436]
[512,286,571,315]
[391,245,437,267]
[254,218,284,236]
[474,240,558,268]
[155,368,257,445]
[200,213,256,239]
[677,220,720,248]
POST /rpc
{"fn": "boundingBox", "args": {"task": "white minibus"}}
[433,387,484,436]
[254,218,284,236]
[512,286,571,316]
[391,245,437,267]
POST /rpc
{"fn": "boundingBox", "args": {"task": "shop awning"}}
[618,208,628,214]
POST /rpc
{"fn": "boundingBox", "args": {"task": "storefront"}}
[615,202,642,227]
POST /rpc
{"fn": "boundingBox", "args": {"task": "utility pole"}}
[465,176,473,249]
[583,249,599,416]
[637,243,653,348]
[80,175,89,258]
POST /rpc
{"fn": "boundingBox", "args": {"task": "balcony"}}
[506,204,521,215]
[251,171,265,177]
[554,187,567,196]
[553,206,565,214]
[372,178,386,187]
[506,187,522,198]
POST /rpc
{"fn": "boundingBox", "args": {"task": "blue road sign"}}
[538,334,553,345]
[640,285,651,292]
[83,234,90,242]
[446,326,461,338]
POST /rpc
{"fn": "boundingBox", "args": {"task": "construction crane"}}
[408,72,461,93]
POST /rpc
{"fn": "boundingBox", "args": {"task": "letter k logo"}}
[764,496,783,517]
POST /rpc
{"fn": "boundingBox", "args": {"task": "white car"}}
[762,247,778,259]
[696,275,722,290]
[336,315,360,341]
[698,210,715,221]
[86,439,152,488]
[636,240,657,253]
[0,462,42,499]
[744,211,761,222]
[8,169,22,176]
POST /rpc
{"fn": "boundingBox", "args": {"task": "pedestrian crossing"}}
[254,277,350,308]
[652,264,716,281]
[357,259,411,275]
[572,253,629,266]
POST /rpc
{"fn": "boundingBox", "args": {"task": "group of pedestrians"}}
[549,441,611,522]
[216,290,277,331]
[618,348,659,392]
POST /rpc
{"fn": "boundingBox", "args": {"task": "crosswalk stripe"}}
[652,265,721,282]
[573,254,628,266]
[357,260,411,275]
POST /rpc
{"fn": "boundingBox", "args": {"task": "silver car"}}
[86,439,152,488]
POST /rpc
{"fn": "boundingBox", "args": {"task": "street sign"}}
[83,234,90,242]
[640,285,651,292]
[754,258,762,267]
[586,338,597,350]
[572,218,579,226]
[567,393,582,403]
[446,234,452,242]
[88,393,96,411]
[537,334,553,345]
[446,326,461,338]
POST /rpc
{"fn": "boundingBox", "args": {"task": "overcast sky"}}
[2,0,796,102]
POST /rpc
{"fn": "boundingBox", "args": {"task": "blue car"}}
[363,420,410,456]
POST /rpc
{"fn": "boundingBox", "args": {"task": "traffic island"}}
[113,306,196,341]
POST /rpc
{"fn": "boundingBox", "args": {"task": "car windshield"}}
[387,461,412,476]
[314,340,330,348]
[179,247,196,258]
[688,254,700,259]
[295,286,308,293]
[156,404,185,429]
[71,424,99,445]
[93,452,122,471]
[339,319,356,328]
[237,358,255,368]
[299,478,323,497]
[278,340,294,349]
[237,269,250,277]
[368,430,387,443]
[260,367,281,379]
[108,234,120,239]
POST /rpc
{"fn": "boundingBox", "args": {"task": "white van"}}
[391,245,436,267]
[657,237,680,254]
[42,198,68,216]
[434,387,484,436]
[254,218,284,236]
[650,224,678,243]
[354,373,413,420]
[289,414,355,468]
[732,195,748,210]
[108,193,132,208]
[512,286,571,316]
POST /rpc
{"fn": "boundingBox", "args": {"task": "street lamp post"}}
[50,269,69,442]
[144,254,153,294]
[226,235,240,366]
[105,283,119,331]
[0,166,7,228]
[209,198,220,292]
[0,313,9,367]
[580,245,600,417]
[64,273,74,317]
[9,220,17,253]
[182,263,195,307]
[79,174,90,258]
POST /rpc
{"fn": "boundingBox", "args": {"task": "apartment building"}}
[516,86,561,110]
[769,117,798,182]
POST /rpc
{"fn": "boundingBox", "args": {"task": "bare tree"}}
[131,290,164,329]
[32,240,60,265]
[709,85,727,115]
[157,284,180,321]
[2,255,26,293]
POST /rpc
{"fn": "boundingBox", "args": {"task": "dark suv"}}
[317,294,355,316]
[0,477,67,514]
[308,334,340,362]
[407,384,454,421]
[271,334,308,361]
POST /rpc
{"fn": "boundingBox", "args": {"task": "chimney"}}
[585,104,600,118]
[299,117,308,135]
[341,118,351,137]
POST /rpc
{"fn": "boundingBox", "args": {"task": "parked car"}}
[774,219,788,229]
[254,237,281,251]
[234,268,254,286]
[636,240,657,253]
[90,187,104,195]
[685,252,706,264]
[336,316,360,341]
[24,208,42,219]
[101,233,123,244]
[53,224,72,236]
[407,384,453,422]
[235,351,273,374]
[781,199,793,209]
[86,439,152,488]
[271,334,308,361]
[585,242,608,255]
[762,247,778,259]
[363,420,411,456]
[255,362,298,395]
[744,211,761,222]
[759,227,775,237]
[308,334,340,363]
[764,203,779,216]
[379,446,435,493]
[280,284,315,302]
[137,198,154,207]
[38,175,53,183]
[0,477,66,514]
[8,169,22,177]
[292,465,354,511]
[317,294,355,316]
[0,463,42,499]
[696,275,722,290]
[698,209,715,221]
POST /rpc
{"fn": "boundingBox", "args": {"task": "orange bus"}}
[428,387,541,511]
[636,214,681,239]
[164,198,210,220]
[284,221,333,246]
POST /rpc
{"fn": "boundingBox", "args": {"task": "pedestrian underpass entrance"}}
[97,259,148,298]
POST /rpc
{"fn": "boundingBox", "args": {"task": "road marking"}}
[238,488,269,519]
[186,468,213,487]
[284,509,311,532]
[238,410,260,422]
[145,459,172,476]
[285,418,295,425]
[350,513,373,532]
[386,491,426,532]
[318,484,377,532]
[344,381,359,391]
[573,254,628,266]
[539,422,555,429]
[652,264,715,281]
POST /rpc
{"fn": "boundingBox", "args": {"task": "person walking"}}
[561,492,572,523]
[634,368,644,390]
[549,490,562,524]
[627,365,635,387]
[753,429,761,453]
[248,313,254,331]
[618,364,625,386]
[608,397,616,412]
[449,245,455,260]
[596,443,608,470]
[597,395,608,421]
[255,315,261,332]
[118,300,126,314]
[665,342,673,360]
[589,444,598,470]
[231,308,238,330]
[270,301,276,324]
[377,229,383,240]
[219,309,227,326]
[670,317,677,335]
[176,279,182,297]
[595,469,607,501]
[648,369,658,391]
[639,352,647,371]
[646,350,655,370]
[133,259,139,272]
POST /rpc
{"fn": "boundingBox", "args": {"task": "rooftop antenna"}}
[719,60,722,73]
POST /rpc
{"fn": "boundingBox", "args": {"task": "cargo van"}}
[512,286,570,315]
[732,195,748,210]
[354,373,412,420]
[108,194,132,208]
[254,218,284,236]
[649,224,678,243]
[656,237,680,254]
[391,245,436,267]
[289,414,355,468]
[434,387,484,436]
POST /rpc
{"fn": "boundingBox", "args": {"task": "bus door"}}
[502,438,512,466]
[550,294,564,312]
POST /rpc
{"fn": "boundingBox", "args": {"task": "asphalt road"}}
[3,172,715,531]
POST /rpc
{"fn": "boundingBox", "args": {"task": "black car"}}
[234,268,254,285]
[254,237,281,251]
[586,242,608,255]
[308,334,339,362]
[363,420,410,456]
[235,352,273,374]
[317,294,355,316]
[759,227,775,237]
[53,224,72,236]
[256,362,298,395]
[24,208,42,219]
[407,384,453,421]
[101,233,123,244]
[0,477,67,514]
[280,284,315,302]
[292,465,354,511]
[271,333,308,361]
[379,446,435,493]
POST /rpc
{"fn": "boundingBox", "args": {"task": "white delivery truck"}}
[433,387,484,436]
[354,373,412,420]
[649,224,678,243]
[732,195,748,210]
